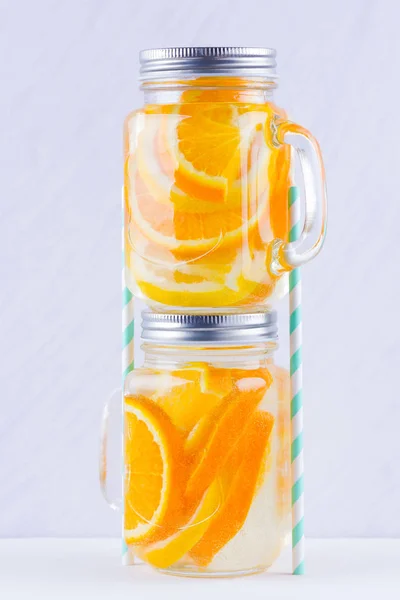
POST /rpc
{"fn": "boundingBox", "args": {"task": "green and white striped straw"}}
[122,192,135,381]
[122,190,135,565]
[122,280,134,381]
[289,185,305,575]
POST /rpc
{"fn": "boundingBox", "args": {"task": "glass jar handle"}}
[273,121,327,271]
[99,388,122,511]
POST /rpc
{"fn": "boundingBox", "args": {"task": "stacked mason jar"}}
[122,47,326,577]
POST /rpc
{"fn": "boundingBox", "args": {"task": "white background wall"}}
[1,0,399,538]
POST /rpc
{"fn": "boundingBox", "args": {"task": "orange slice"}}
[124,395,186,545]
[136,106,271,206]
[127,111,273,253]
[151,364,229,434]
[178,78,274,104]
[172,103,240,202]
[201,365,234,398]
[135,279,269,310]
[185,370,272,506]
[124,99,288,308]
[267,142,291,241]
[164,105,272,205]
[128,230,275,309]
[135,112,227,210]
[185,367,271,455]
[128,164,262,258]
[140,479,221,569]
[190,410,275,566]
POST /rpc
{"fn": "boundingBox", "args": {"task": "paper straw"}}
[122,282,134,380]
[122,189,135,565]
[122,193,135,380]
[289,186,305,575]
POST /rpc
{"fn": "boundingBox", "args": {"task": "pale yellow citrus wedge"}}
[151,364,234,435]
[152,366,219,434]
[140,480,221,569]
[127,245,276,309]
[130,245,275,309]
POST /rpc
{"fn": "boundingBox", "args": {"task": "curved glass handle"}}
[99,388,122,511]
[274,121,327,271]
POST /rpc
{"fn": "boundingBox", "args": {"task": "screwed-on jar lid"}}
[139,47,277,81]
[141,311,278,345]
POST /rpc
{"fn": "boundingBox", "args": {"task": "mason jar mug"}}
[119,311,290,577]
[124,47,327,311]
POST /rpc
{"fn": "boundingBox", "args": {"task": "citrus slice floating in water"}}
[124,395,185,545]
[185,370,272,506]
[129,165,267,259]
[140,479,221,569]
[190,410,275,566]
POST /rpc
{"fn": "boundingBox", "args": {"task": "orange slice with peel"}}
[190,410,275,566]
[178,78,272,105]
[267,142,291,241]
[126,110,274,255]
[162,105,272,207]
[140,479,222,569]
[200,364,234,398]
[128,233,275,308]
[135,113,214,210]
[172,103,240,202]
[185,370,272,507]
[124,100,286,308]
[124,395,186,545]
[151,364,229,434]
[128,164,263,259]
[135,278,270,310]
[135,106,271,209]
[127,212,275,310]
[135,112,226,210]
[185,367,271,456]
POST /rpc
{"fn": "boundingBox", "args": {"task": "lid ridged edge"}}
[140,47,276,61]
[139,46,277,81]
[141,311,278,345]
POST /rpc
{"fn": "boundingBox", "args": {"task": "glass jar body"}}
[123,77,291,312]
[123,343,291,577]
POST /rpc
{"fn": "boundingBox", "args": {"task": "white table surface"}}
[0,539,399,599]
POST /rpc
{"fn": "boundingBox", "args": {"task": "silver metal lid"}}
[141,311,278,345]
[139,47,277,81]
